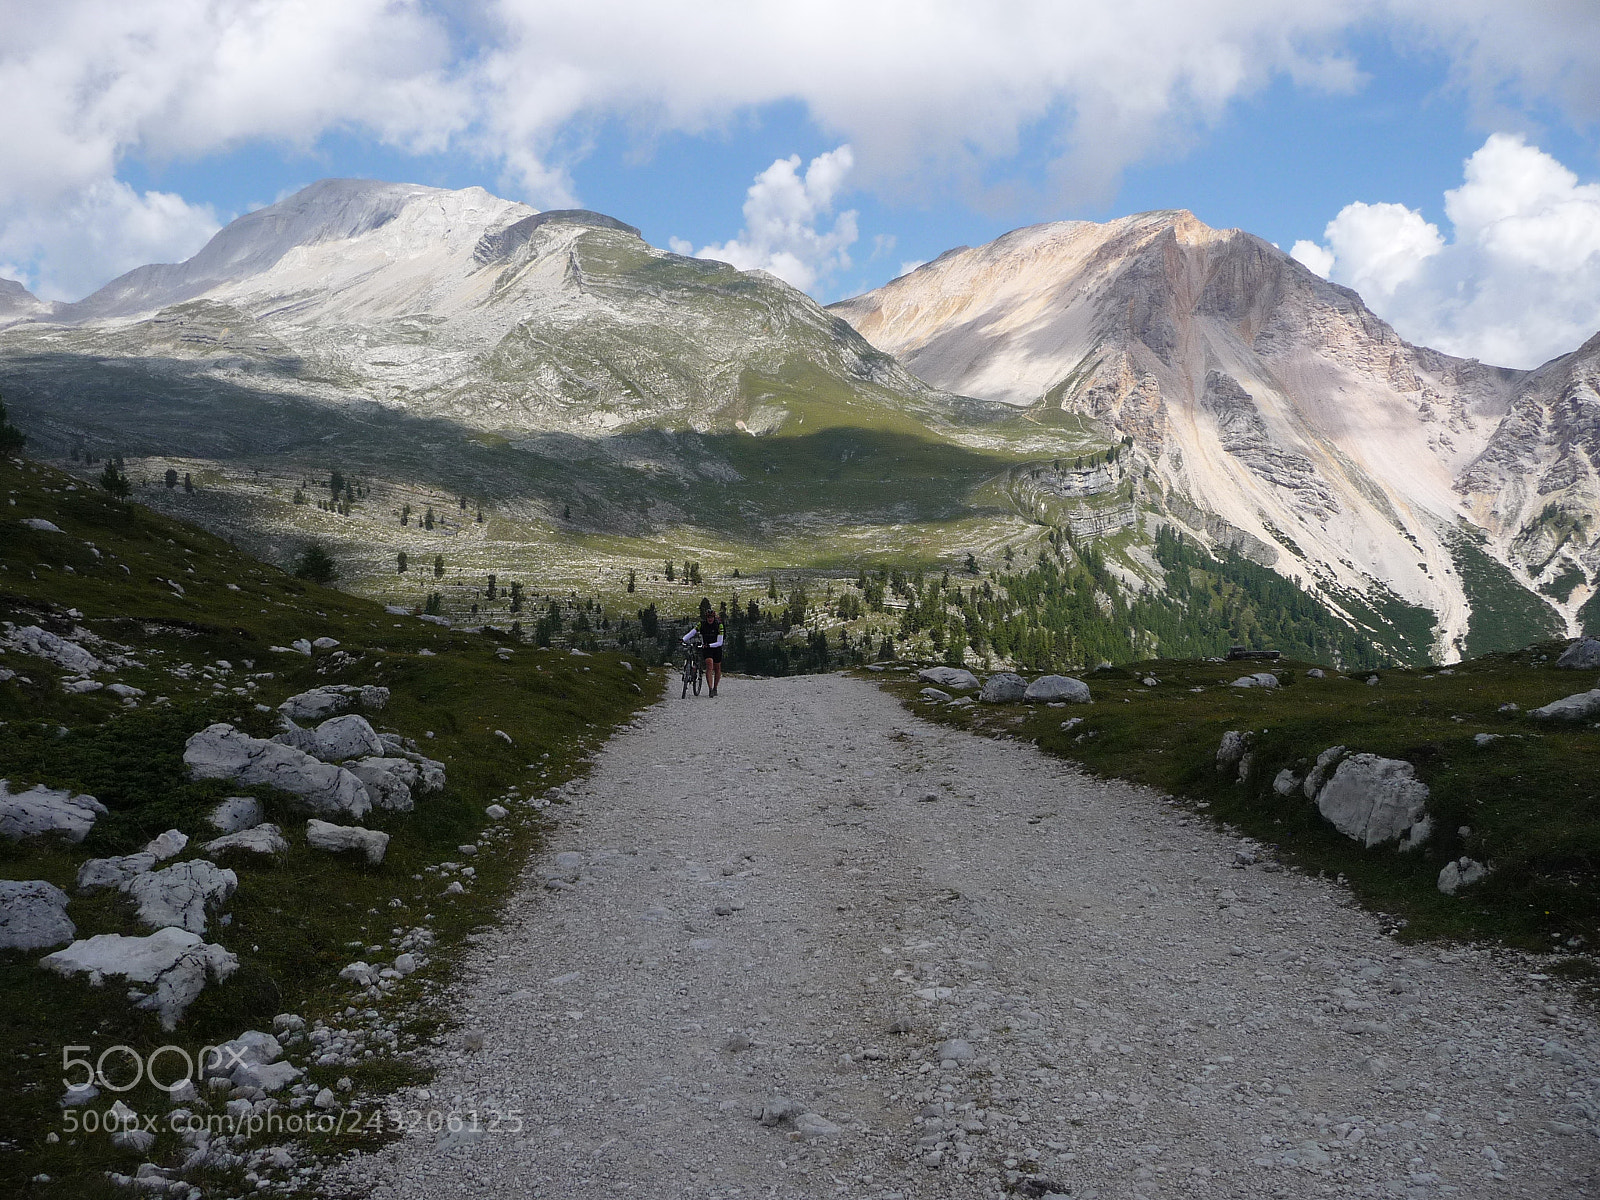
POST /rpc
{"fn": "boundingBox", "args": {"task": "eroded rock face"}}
[979,673,1028,703]
[41,928,238,1030]
[305,819,389,864]
[1023,675,1091,702]
[184,724,371,818]
[1302,746,1346,799]
[916,667,981,692]
[0,780,107,842]
[1314,754,1431,848]
[1555,638,1600,670]
[1530,689,1600,721]
[123,860,238,934]
[313,714,384,762]
[0,879,75,950]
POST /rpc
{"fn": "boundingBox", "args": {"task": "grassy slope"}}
[881,648,1600,959]
[0,455,653,1197]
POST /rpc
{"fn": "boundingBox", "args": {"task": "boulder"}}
[202,1030,281,1075]
[0,879,76,950]
[311,637,340,651]
[979,672,1028,703]
[1314,754,1431,848]
[235,1060,302,1092]
[916,667,980,692]
[184,724,371,818]
[1230,672,1279,689]
[395,752,446,793]
[1555,638,1600,670]
[144,829,188,860]
[0,780,107,841]
[122,860,238,934]
[1023,675,1091,703]
[345,762,413,812]
[1301,746,1346,799]
[203,824,288,857]
[3,625,104,673]
[277,688,350,723]
[40,928,238,1030]
[1530,689,1600,722]
[306,819,389,864]
[919,687,951,702]
[1438,857,1490,895]
[19,517,62,532]
[77,852,157,892]
[312,714,384,762]
[270,723,322,755]
[1272,768,1301,797]
[207,796,264,834]
[1306,668,1326,679]
[1215,730,1252,774]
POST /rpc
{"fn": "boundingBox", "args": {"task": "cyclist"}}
[696,597,725,697]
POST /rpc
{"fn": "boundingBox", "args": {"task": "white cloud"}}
[0,180,219,301]
[691,147,859,293]
[1295,134,1600,368]
[2,2,1600,299]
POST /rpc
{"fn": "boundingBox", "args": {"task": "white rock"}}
[204,1030,282,1073]
[143,829,189,861]
[234,1059,302,1092]
[203,824,289,857]
[40,928,238,1030]
[1301,745,1346,799]
[313,714,384,762]
[393,952,418,975]
[2,625,104,673]
[345,762,412,812]
[485,804,508,820]
[20,517,62,532]
[1438,857,1491,895]
[1554,638,1600,670]
[1315,754,1431,847]
[314,1087,337,1109]
[1272,768,1300,796]
[1306,668,1326,678]
[920,687,952,701]
[1215,730,1251,773]
[0,780,107,841]
[916,667,980,691]
[207,796,264,833]
[1023,674,1091,702]
[1230,672,1279,688]
[62,678,103,693]
[979,672,1028,703]
[305,819,389,864]
[277,688,349,722]
[794,1112,842,1139]
[311,637,340,651]
[0,879,75,950]
[184,724,371,818]
[105,683,145,699]
[291,639,313,656]
[77,852,158,892]
[1530,688,1600,721]
[123,860,238,934]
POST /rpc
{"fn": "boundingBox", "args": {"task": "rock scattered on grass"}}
[0,880,75,950]
[207,796,264,833]
[0,780,107,842]
[1554,637,1600,670]
[1022,675,1091,702]
[184,723,372,818]
[305,819,389,864]
[979,672,1027,703]
[916,666,980,692]
[202,823,289,857]
[123,860,238,935]
[1314,754,1431,848]
[40,928,238,1030]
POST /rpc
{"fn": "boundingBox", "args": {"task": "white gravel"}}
[328,674,1599,1199]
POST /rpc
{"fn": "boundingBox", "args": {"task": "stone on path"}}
[41,928,238,1030]
[0,879,75,950]
[184,723,371,818]
[0,780,107,842]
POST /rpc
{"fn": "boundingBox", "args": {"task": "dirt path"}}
[330,674,1598,1199]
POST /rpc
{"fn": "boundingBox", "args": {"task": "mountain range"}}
[1,179,1595,661]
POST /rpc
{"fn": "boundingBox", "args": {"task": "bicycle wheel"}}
[692,659,703,696]
[681,655,692,698]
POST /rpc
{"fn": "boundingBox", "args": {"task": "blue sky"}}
[4,2,1600,367]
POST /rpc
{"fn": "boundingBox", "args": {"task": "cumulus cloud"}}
[1292,134,1600,369]
[3,2,1600,298]
[688,147,859,292]
[0,180,219,301]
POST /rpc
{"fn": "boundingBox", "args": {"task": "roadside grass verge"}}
[875,649,1599,959]
[0,455,655,1196]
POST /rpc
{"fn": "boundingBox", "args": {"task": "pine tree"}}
[433,554,444,578]
[293,543,338,584]
[397,551,408,573]
[486,574,497,601]
[98,460,131,498]
[423,592,443,615]
[164,468,178,489]
[183,472,194,494]
[424,506,434,530]
[400,503,411,526]
[665,561,675,581]
[627,569,636,593]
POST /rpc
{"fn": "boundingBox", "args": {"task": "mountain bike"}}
[681,638,702,698]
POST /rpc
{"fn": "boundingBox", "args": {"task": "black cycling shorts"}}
[704,646,723,663]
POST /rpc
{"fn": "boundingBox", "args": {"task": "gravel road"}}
[330,673,1599,1199]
